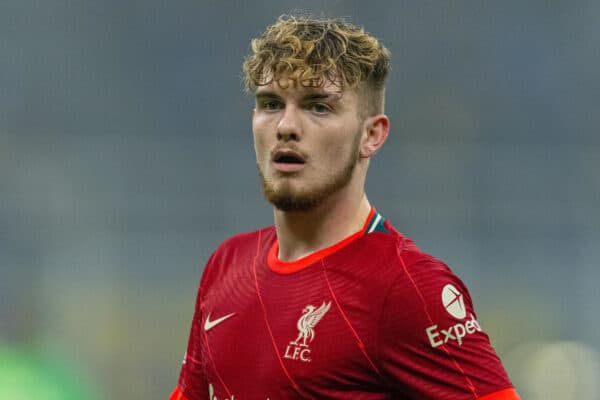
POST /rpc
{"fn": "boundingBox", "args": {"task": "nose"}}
[277,105,302,141]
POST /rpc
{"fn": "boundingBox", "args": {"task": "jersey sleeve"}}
[378,254,520,399]
[170,263,212,400]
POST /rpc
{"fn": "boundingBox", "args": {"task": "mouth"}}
[272,149,306,172]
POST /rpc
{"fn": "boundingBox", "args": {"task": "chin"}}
[264,185,321,212]
[270,196,321,212]
[258,161,356,213]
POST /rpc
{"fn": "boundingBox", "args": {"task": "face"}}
[252,79,364,212]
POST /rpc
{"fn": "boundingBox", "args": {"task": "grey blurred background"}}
[1,0,598,398]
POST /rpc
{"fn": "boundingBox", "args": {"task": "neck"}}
[273,188,372,262]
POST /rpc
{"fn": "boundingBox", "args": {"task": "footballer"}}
[170,15,520,400]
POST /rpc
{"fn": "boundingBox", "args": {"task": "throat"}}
[274,200,373,262]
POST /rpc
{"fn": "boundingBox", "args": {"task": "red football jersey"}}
[170,208,519,400]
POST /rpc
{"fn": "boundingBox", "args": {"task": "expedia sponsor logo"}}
[441,283,466,319]
[425,284,483,348]
[426,313,482,348]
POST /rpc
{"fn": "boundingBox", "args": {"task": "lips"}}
[272,149,306,164]
[272,148,306,172]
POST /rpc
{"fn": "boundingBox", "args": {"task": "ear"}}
[359,114,390,158]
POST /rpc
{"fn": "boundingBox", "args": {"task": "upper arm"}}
[378,257,519,399]
[171,256,217,400]
[175,291,208,400]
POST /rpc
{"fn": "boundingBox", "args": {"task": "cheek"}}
[253,134,264,160]
[252,122,269,162]
[320,125,359,158]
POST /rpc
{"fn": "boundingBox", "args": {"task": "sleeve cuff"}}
[478,387,521,400]
[169,386,190,400]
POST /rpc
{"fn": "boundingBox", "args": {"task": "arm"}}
[170,279,209,400]
[378,255,520,399]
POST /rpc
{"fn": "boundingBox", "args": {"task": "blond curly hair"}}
[242,15,391,117]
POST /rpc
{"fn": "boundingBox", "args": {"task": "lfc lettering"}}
[284,343,312,362]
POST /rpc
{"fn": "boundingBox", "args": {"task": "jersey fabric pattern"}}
[171,208,519,400]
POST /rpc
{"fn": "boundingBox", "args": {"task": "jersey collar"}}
[267,206,377,274]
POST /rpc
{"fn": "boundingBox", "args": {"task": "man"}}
[170,15,520,400]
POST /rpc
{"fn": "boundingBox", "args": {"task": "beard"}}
[257,132,361,212]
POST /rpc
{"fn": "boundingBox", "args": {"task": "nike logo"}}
[204,312,236,331]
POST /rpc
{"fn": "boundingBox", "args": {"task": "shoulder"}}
[200,226,276,284]
[372,220,481,350]
[362,219,456,282]
[373,222,515,398]
[363,219,473,321]
[212,226,276,259]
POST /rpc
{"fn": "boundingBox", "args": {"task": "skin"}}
[252,78,390,262]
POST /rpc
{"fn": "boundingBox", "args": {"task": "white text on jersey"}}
[426,313,482,348]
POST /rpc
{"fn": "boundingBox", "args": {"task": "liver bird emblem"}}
[291,301,332,347]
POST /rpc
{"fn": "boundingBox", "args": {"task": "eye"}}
[310,103,331,114]
[260,100,283,111]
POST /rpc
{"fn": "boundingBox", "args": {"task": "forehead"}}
[255,76,354,100]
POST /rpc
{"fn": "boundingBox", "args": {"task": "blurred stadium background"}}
[1,0,599,398]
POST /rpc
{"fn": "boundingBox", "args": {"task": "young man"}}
[170,16,520,400]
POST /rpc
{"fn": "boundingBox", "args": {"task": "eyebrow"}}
[303,92,342,101]
[255,91,282,102]
[255,90,342,103]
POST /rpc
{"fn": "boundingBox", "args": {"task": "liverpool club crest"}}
[284,301,331,362]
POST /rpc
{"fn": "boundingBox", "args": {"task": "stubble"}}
[258,131,362,212]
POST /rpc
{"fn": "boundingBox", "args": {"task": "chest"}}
[200,258,388,398]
